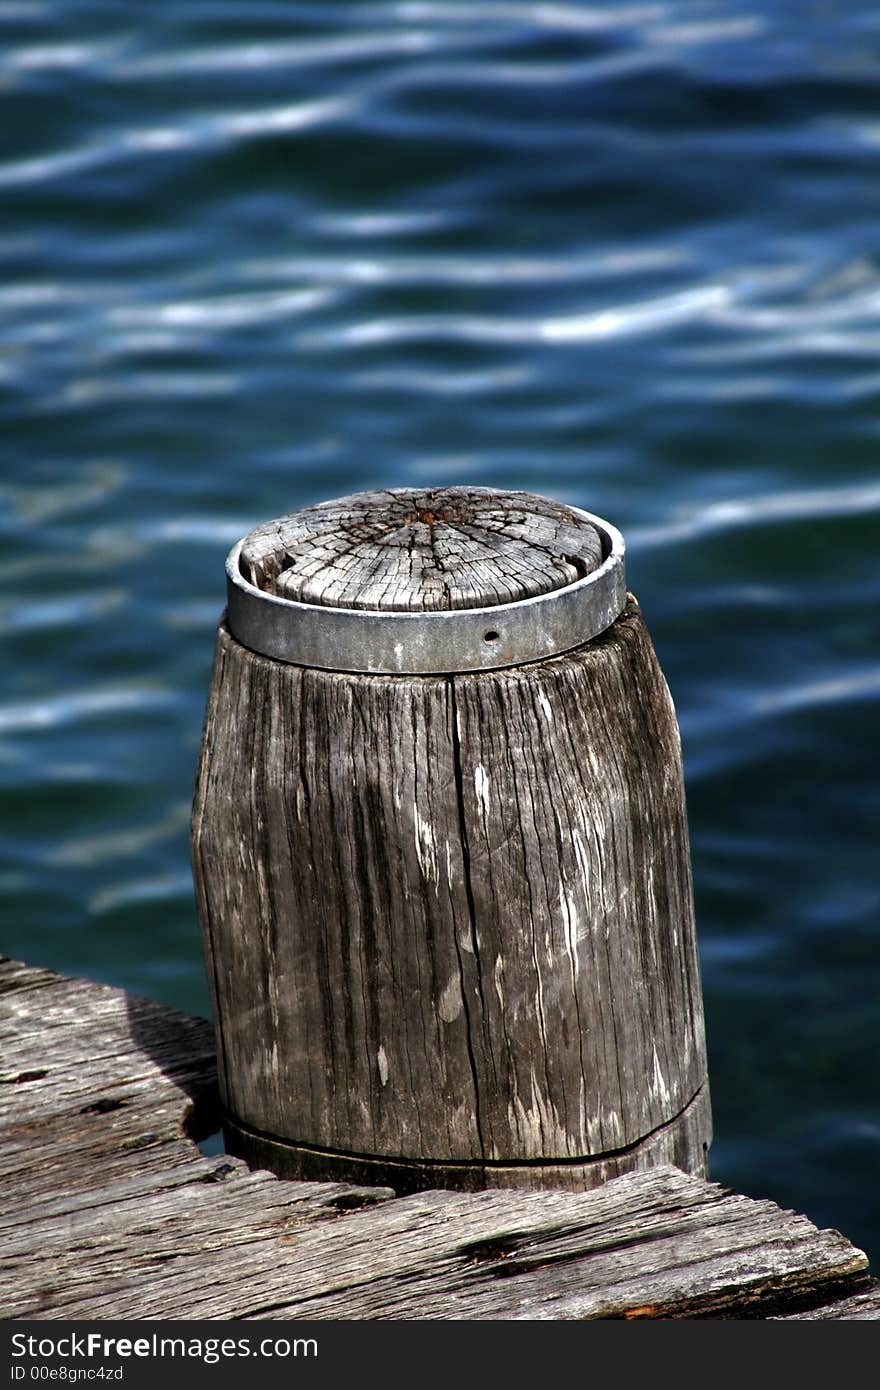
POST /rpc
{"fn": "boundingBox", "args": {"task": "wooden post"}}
[192,487,711,1193]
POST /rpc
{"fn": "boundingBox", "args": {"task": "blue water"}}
[2,1,878,1268]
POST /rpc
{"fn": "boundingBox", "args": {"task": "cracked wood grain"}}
[238,487,603,612]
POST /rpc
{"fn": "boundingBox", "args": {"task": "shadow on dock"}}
[124,989,222,1144]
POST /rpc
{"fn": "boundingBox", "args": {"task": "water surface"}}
[2,1,878,1265]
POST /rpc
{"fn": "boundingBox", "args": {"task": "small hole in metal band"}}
[483,629,500,644]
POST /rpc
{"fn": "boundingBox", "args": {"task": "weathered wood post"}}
[192,487,711,1193]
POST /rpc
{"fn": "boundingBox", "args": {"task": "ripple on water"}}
[1,0,878,1269]
[0,686,177,735]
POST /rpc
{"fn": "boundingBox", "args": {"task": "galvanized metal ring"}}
[225,507,626,676]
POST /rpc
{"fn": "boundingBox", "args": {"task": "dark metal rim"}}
[225,505,626,675]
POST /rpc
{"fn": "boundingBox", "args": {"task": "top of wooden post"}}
[240,487,604,613]
[226,487,626,675]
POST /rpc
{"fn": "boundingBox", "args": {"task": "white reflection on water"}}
[116,31,436,79]
[646,17,764,47]
[0,687,176,734]
[715,285,880,332]
[50,803,190,868]
[0,5,49,21]
[0,284,90,309]
[316,210,457,238]
[209,96,353,140]
[0,591,126,635]
[389,3,663,31]
[542,285,730,341]
[164,601,227,631]
[63,374,237,406]
[6,463,126,526]
[302,283,730,348]
[679,661,880,755]
[144,518,256,546]
[0,99,352,187]
[352,364,533,396]
[3,40,122,73]
[629,481,880,551]
[241,246,684,288]
[752,669,880,716]
[90,872,195,916]
[108,288,334,332]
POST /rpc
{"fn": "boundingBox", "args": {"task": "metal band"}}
[225,507,626,676]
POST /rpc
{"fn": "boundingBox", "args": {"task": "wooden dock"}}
[1,954,877,1321]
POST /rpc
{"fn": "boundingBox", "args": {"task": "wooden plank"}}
[0,957,873,1321]
[1,1154,867,1322]
[0,956,218,1202]
[0,954,390,1205]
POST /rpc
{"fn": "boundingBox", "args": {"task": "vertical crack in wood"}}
[489,677,554,1156]
[526,677,590,1146]
[448,677,487,1165]
[578,667,635,1146]
[424,504,453,610]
